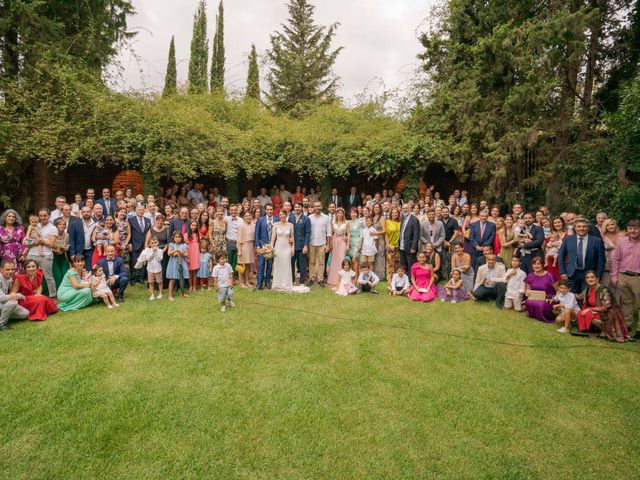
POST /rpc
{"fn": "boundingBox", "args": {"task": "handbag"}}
[235,264,245,274]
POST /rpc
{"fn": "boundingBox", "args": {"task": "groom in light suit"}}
[255,204,275,290]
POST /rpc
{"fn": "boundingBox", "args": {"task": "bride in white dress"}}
[270,211,294,291]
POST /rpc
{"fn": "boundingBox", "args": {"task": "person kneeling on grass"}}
[357,261,379,294]
[503,256,526,312]
[552,280,580,334]
[213,252,235,312]
[388,265,410,296]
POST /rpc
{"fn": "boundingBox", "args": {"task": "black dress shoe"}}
[265,283,272,290]
[318,282,325,288]
[0,324,12,331]
[633,331,640,340]
[254,285,263,291]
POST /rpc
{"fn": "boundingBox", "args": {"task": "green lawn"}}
[1,285,639,480]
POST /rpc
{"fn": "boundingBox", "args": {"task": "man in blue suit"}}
[517,212,546,274]
[96,187,118,218]
[470,210,496,268]
[128,204,151,285]
[558,218,605,293]
[288,201,311,285]
[254,204,275,290]
[97,245,129,302]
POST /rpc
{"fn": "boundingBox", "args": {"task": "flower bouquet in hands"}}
[258,244,275,259]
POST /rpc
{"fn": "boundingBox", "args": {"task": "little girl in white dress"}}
[335,259,358,296]
[90,265,119,308]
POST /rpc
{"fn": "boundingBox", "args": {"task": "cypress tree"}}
[266,0,343,112]
[187,0,208,94]
[162,35,177,97]
[245,43,260,100]
[210,0,225,92]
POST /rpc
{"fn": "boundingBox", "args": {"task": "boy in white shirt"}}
[357,261,380,294]
[553,280,580,333]
[359,216,379,265]
[147,237,165,300]
[212,252,235,312]
[502,256,526,311]
[388,265,410,296]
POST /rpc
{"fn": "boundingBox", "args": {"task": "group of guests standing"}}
[0,182,638,343]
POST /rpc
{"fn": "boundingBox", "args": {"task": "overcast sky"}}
[109,0,434,102]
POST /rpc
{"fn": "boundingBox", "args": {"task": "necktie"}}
[105,201,110,215]
[577,236,584,269]
[267,218,272,234]
[139,217,144,231]
[480,222,485,238]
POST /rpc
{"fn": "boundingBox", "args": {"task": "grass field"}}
[1,285,639,480]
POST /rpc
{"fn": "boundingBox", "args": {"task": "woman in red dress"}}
[11,259,58,321]
[576,270,629,342]
[271,187,283,216]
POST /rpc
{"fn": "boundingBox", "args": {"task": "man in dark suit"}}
[470,210,496,268]
[128,204,151,285]
[399,203,420,271]
[344,186,361,212]
[558,218,605,293]
[96,187,117,217]
[97,245,129,302]
[517,212,546,274]
[169,207,190,237]
[288,202,311,285]
[62,204,84,258]
[329,188,343,209]
[255,204,275,290]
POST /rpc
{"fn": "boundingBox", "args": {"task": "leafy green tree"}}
[245,44,260,100]
[188,0,208,94]
[210,0,225,92]
[163,36,177,97]
[266,0,343,113]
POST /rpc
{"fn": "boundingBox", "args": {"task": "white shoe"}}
[114,303,120,307]
[157,293,163,299]
[440,298,445,302]
[229,301,236,308]
[149,295,155,300]
[107,305,113,309]
[220,305,226,312]
[557,327,568,333]
[451,300,457,304]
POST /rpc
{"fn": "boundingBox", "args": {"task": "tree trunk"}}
[579,0,605,140]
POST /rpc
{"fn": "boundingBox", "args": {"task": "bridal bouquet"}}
[258,244,275,258]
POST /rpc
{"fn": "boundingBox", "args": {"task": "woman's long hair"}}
[0,209,23,227]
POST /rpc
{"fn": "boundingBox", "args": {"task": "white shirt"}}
[504,268,526,298]
[391,273,410,290]
[29,223,57,257]
[82,219,96,250]
[358,271,380,285]
[50,209,63,222]
[361,226,378,256]
[309,213,331,247]
[147,249,164,274]
[554,291,580,312]
[225,215,240,241]
[257,194,271,207]
[212,263,234,287]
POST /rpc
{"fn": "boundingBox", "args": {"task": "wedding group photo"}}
[1,0,639,478]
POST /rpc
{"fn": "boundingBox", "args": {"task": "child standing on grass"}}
[553,280,580,333]
[359,217,379,266]
[438,269,469,303]
[167,231,189,301]
[503,256,527,311]
[197,239,213,291]
[212,252,235,312]
[147,237,164,300]
[357,261,380,294]
[388,265,410,296]
[335,259,358,296]
[186,221,201,293]
[90,265,119,308]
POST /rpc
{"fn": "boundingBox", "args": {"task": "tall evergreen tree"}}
[210,0,225,92]
[245,43,260,100]
[188,0,208,94]
[266,0,343,112]
[163,35,177,97]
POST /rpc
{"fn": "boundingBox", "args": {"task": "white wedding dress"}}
[271,223,293,291]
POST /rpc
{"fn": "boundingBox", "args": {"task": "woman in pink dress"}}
[0,209,26,273]
[327,208,349,286]
[186,220,201,292]
[408,252,438,302]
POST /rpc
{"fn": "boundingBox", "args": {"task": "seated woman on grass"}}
[576,270,630,342]
[57,255,94,312]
